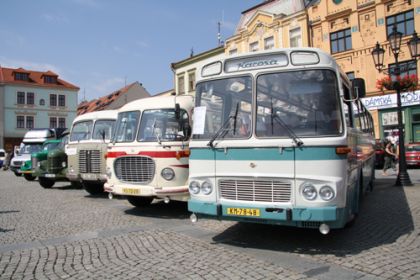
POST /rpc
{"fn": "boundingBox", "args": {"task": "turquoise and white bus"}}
[188,48,375,234]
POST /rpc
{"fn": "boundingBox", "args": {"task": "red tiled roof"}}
[0,66,79,90]
[77,82,140,115]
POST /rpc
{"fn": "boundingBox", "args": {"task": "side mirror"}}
[175,103,180,120]
[352,78,366,99]
[183,123,192,138]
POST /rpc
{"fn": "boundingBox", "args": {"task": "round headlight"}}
[37,162,41,168]
[189,181,200,194]
[319,185,335,201]
[161,168,175,181]
[201,181,213,195]
[302,183,317,200]
[62,161,66,168]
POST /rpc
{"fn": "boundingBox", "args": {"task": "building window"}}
[289,28,302,48]
[178,76,185,95]
[50,94,57,106]
[58,95,66,107]
[27,92,34,105]
[44,75,57,84]
[39,99,45,106]
[346,72,355,81]
[386,10,414,37]
[17,92,25,105]
[264,36,274,50]
[249,41,259,52]
[188,72,195,92]
[330,28,352,53]
[15,73,29,81]
[229,49,237,55]
[17,116,25,128]
[389,59,417,81]
[50,117,57,128]
[26,116,34,129]
[58,118,66,128]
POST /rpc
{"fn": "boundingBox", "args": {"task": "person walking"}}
[383,140,397,175]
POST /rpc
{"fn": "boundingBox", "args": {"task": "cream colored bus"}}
[66,110,117,194]
[104,95,194,207]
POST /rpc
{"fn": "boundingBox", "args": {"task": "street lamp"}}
[371,26,420,186]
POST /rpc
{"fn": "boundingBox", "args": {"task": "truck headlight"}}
[302,183,317,201]
[161,168,175,181]
[189,181,200,194]
[201,181,213,195]
[319,185,335,201]
[62,161,66,168]
[37,162,41,168]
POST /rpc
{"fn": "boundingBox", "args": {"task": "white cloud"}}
[41,14,69,24]
[85,77,125,100]
[0,57,61,74]
[135,40,149,48]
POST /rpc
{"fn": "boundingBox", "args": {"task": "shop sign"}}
[361,90,420,110]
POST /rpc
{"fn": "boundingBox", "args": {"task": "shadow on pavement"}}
[212,177,414,256]
[124,200,189,220]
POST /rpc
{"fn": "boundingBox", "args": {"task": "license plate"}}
[122,188,140,195]
[226,207,260,217]
[45,174,56,178]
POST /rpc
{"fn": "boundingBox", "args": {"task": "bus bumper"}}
[188,200,347,229]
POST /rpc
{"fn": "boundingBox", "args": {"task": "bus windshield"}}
[194,76,252,140]
[70,121,93,141]
[114,111,140,143]
[92,120,115,140]
[256,69,342,137]
[137,109,190,142]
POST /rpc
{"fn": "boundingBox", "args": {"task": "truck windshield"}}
[114,111,140,143]
[137,109,190,142]
[256,69,342,137]
[70,121,93,141]
[20,144,43,155]
[92,120,115,140]
[43,142,60,151]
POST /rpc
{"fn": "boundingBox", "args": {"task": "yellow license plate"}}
[226,208,260,217]
[122,188,140,195]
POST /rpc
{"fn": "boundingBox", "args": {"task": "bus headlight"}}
[201,181,213,195]
[106,167,112,178]
[161,168,175,181]
[319,185,335,201]
[189,181,200,194]
[302,183,317,201]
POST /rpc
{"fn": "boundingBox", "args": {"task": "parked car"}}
[374,140,385,169]
[0,149,5,168]
[405,143,420,167]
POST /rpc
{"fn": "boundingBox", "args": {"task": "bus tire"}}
[39,177,55,188]
[83,182,104,195]
[24,174,36,181]
[127,196,153,208]
[14,172,22,177]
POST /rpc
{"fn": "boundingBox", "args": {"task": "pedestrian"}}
[382,140,397,175]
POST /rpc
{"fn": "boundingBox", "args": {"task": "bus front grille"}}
[79,150,101,174]
[219,179,291,203]
[114,156,155,183]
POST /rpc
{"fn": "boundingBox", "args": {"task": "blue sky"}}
[0,0,261,101]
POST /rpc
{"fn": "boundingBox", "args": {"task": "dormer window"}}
[15,72,29,81]
[44,75,57,84]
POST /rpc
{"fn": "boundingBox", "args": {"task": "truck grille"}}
[219,179,291,203]
[48,157,62,173]
[79,150,101,174]
[114,156,155,183]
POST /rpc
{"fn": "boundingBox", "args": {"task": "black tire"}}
[14,172,22,177]
[70,181,82,188]
[39,177,55,188]
[83,182,104,195]
[127,196,153,208]
[24,174,36,181]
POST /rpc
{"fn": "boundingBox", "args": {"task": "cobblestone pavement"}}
[0,169,419,279]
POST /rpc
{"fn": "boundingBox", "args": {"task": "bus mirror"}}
[352,78,366,99]
[175,103,181,120]
[183,123,192,138]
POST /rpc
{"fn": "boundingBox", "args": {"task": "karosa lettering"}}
[238,59,278,69]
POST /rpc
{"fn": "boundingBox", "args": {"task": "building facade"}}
[0,66,79,151]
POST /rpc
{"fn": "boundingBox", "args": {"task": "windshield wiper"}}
[270,100,303,147]
[208,103,239,148]
[152,119,162,145]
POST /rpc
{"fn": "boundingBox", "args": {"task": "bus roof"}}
[118,95,194,112]
[72,110,118,124]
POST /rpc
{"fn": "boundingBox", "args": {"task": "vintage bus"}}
[104,95,194,207]
[188,48,375,234]
[66,110,117,194]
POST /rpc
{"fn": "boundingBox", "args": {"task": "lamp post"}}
[371,27,420,186]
